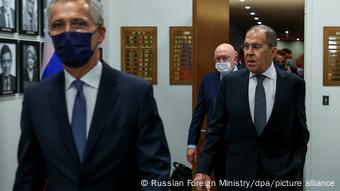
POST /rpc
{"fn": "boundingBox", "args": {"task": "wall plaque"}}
[323,27,340,86]
[169,26,192,85]
[121,27,157,84]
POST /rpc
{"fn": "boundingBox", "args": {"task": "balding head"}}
[214,43,237,61]
[214,43,238,73]
[214,43,238,64]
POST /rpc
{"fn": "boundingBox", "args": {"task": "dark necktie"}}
[71,80,87,162]
[5,78,10,90]
[254,75,266,136]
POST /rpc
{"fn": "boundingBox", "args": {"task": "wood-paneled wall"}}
[192,0,229,190]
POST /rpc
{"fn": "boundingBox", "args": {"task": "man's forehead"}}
[50,2,93,22]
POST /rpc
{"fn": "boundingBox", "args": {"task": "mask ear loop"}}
[91,26,100,51]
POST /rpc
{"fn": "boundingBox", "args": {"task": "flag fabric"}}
[41,0,63,80]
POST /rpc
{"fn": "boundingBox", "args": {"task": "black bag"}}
[170,162,192,191]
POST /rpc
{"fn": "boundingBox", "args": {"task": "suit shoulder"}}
[279,69,305,84]
[224,69,246,80]
[201,71,219,82]
[105,66,151,92]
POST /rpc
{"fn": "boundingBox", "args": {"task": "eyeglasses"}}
[214,56,232,62]
[49,19,96,35]
[243,43,266,51]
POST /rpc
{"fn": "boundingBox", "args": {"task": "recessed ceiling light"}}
[240,0,245,2]
[285,31,289,34]
[254,17,259,20]
[245,6,251,9]
[250,12,255,15]
[257,21,262,25]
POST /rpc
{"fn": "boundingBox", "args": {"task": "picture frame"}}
[121,26,158,84]
[0,0,17,33]
[0,38,18,95]
[19,0,40,36]
[323,27,340,86]
[40,0,47,36]
[169,26,193,85]
[19,40,40,93]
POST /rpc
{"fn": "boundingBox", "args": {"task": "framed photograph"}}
[19,0,40,35]
[0,0,17,33]
[19,41,40,93]
[40,0,47,36]
[0,39,18,95]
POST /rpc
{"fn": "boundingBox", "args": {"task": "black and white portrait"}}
[20,41,40,92]
[19,0,39,35]
[0,0,16,33]
[40,0,47,36]
[0,39,17,95]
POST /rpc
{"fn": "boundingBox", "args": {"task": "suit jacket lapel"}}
[82,62,119,163]
[266,68,287,129]
[46,72,79,163]
[240,70,255,130]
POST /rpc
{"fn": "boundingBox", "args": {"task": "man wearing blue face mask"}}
[186,43,239,191]
[13,0,171,191]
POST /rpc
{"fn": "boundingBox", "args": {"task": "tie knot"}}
[256,74,266,83]
[73,80,84,92]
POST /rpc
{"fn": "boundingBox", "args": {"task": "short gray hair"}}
[246,25,277,48]
[47,0,104,26]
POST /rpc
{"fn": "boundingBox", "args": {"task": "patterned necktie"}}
[71,80,87,162]
[254,75,266,136]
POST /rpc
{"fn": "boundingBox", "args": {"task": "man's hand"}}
[186,148,197,164]
[194,173,212,191]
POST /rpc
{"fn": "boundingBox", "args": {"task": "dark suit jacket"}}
[187,71,220,145]
[0,6,15,28]
[0,73,16,92]
[197,67,309,188]
[23,68,39,82]
[13,62,171,191]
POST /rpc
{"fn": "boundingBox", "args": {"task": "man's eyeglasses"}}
[50,19,95,35]
[214,56,232,62]
[243,43,265,51]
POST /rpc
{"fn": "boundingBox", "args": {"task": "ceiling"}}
[230,0,304,41]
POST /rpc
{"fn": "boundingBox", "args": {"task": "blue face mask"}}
[52,31,97,68]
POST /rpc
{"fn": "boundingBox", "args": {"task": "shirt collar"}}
[249,62,276,80]
[65,60,103,90]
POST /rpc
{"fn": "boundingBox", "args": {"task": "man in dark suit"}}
[13,0,170,190]
[186,43,238,164]
[0,44,16,93]
[194,25,309,191]
[187,43,238,191]
[0,0,15,28]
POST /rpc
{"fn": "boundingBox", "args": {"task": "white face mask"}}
[215,61,233,74]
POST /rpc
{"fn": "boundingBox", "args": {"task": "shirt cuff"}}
[187,145,197,149]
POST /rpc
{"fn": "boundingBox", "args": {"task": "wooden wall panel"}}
[193,0,229,107]
[192,0,229,190]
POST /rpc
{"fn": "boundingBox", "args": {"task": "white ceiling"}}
[230,0,304,40]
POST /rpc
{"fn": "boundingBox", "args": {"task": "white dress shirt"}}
[64,61,102,138]
[248,63,277,123]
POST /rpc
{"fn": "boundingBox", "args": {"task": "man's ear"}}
[97,26,106,43]
[271,47,278,59]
